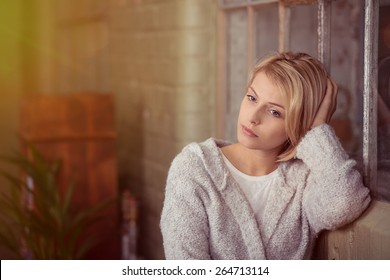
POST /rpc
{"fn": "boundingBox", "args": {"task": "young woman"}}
[160,52,371,259]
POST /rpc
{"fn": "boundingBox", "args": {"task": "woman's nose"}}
[249,111,261,125]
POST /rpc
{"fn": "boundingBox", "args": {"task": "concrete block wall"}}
[109,0,217,259]
[20,0,217,260]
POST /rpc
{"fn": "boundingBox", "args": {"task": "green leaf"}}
[74,236,98,260]
[0,143,118,259]
[62,177,75,219]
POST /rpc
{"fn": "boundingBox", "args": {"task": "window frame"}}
[363,0,379,193]
[217,0,383,197]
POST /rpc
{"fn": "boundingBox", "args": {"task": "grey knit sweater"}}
[160,124,371,259]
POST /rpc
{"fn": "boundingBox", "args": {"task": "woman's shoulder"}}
[168,137,229,179]
[171,138,213,164]
[166,138,230,197]
[171,138,229,165]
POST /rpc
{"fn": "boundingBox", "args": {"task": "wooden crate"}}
[19,93,120,259]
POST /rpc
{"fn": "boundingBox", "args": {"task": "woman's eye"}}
[246,95,256,102]
[270,109,281,117]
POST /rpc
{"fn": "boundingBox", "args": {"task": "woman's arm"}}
[299,79,370,233]
[298,124,371,233]
[160,150,211,260]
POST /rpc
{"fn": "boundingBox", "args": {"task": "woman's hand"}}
[311,78,338,128]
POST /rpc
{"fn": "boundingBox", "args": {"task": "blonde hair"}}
[248,52,328,161]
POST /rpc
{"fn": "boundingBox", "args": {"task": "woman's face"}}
[237,71,288,154]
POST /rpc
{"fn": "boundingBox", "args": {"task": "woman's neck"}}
[221,143,279,176]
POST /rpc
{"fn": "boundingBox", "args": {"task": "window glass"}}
[289,3,318,57]
[377,2,390,201]
[328,0,364,158]
[254,4,279,62]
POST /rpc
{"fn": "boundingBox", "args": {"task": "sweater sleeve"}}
[297,124,371,234]
[160,147,211,260]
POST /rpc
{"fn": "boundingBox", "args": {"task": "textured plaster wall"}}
[109,0,217,259]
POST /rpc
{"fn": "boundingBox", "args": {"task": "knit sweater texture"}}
[160,124,371,259]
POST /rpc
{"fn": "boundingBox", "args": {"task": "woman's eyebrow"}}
[249,86,259,97]
[249,86,285,110]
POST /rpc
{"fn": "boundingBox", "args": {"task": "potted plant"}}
[0,144,114,259]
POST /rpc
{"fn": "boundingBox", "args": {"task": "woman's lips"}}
[241,125,258,137]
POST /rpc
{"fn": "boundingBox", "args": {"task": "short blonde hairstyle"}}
[248,52,328,161]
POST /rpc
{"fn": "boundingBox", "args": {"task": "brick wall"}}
[109,0,217,259]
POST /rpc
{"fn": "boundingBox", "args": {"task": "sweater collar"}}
[197,138,266,258]
[197,138,296,259]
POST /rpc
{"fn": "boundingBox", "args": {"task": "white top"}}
[220,151,279,231]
